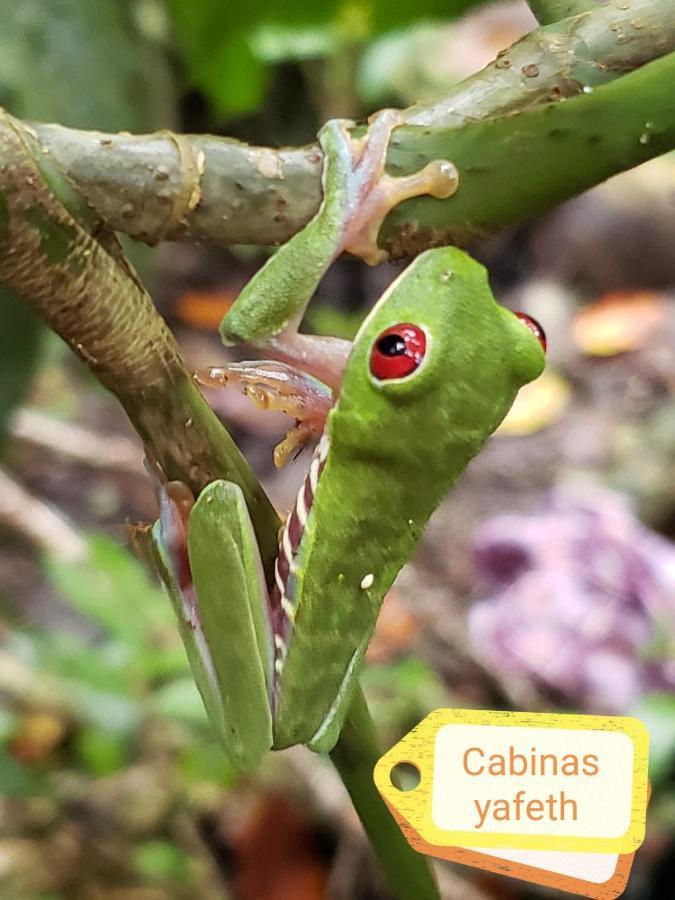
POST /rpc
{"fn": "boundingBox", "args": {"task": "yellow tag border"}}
[374,709,649,854]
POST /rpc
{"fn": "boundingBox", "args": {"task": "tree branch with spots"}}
[12,0,675,256]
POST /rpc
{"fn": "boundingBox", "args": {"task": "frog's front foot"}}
[196,361,334,467]
[330,109,459,265]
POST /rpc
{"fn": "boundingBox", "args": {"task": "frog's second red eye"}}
[515,312,547,352]
[370,323,426,381]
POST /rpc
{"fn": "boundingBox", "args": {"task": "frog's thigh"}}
[187,480,273,768]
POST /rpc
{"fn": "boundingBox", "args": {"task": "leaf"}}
[251,23,341,64]
[359,3,533,105]
[0,710,18,742]
[0,747,45,797]
[60,681,141,734]
[39,631,136,693]
[572,290,668,357]
[304,305,364,341]
[368,0,483,32]
[44,533,194,733]
[363,657,448,738]
[166,0,288,116]
[178,735,237,787]
[496,370,571,436]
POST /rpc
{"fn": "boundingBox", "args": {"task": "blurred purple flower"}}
[468,487,675,713]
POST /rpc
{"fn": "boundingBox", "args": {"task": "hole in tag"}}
[390,761,420,792]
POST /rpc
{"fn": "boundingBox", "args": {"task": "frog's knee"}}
[219,313,245,347]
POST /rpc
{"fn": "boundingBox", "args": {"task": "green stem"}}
[331,689,439,900]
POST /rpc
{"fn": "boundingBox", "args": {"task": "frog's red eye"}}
[515,312,547,352]
[370,323,426,380]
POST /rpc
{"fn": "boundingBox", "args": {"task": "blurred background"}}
[0,0,674,897]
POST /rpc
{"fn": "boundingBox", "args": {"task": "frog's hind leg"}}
[150,480,274,769]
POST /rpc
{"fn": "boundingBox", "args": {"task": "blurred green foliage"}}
[0,534,461,895]
[0,568,208,892]
[0,535,232,780]
[42,535,230,762]
[0,530,236,845]
[0,0,175,450]
[166,0,483,117]
[0,0,174,131]
[133,839,190,882]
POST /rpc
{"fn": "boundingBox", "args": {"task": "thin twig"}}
[10,409,144,475]
[0,467,86,561]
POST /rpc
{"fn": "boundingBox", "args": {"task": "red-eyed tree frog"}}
[149,110,547,769]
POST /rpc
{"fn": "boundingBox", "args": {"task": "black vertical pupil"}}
[377,334,406,356]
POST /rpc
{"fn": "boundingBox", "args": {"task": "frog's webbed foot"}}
[272,419,320,468]
[196,361,334,467]
[345,157,459,264]
[334,108,459,265]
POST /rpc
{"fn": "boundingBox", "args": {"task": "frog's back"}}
[270,247,546,749]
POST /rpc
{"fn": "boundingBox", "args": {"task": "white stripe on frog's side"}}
[309,445,324,493]
[270,434,330,687]
[282,527,294,573]
[274,564,286,596]
[296,484,309,528]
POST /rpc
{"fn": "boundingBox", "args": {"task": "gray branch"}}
[22,0,674,253]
